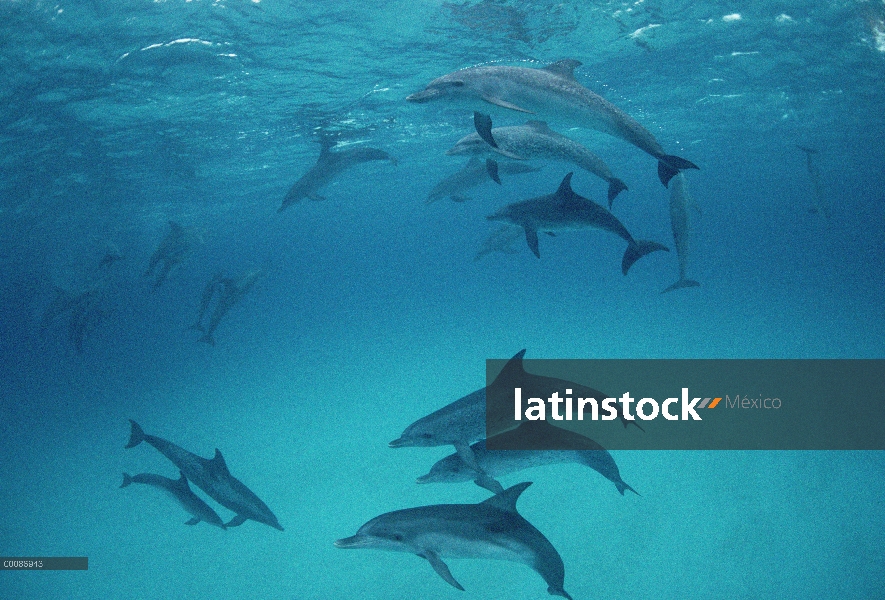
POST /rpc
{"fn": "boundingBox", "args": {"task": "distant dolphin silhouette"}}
[474,224,523,261]
[450,113,629,206]
[487,172,668,274]
[427,157,539,203]
[121,471,227,529]
[144,221,191,289]
[797,145,829,218]
[407,59,699,186]
[195,269,263,346]
[279,138,396,212]
[125,420,283,531]
[335,482,573,600]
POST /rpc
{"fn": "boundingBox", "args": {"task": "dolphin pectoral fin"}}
[420,550,465,591]
[607,178,629,208]
[622,240,668,275]
[473,112,498,148]
[454,441,481,472]
[524,227,541,258]
[226,515,248,528]
[657,155,700,187]
[185,517,200,526]
[481,96,534,114]
[661,279,700,294]
[474,474,505,495]
[486,159,501,184]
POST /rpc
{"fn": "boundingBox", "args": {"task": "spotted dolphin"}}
[418,422,638,496]
[125,420,283,531]
[662,172,700,293]
[279,138,396,212]
[407,59,699,186]
[449,114,629,206]
[121,471,227,529]
[427,157,540,203]
[487,172,668,274]
[335,482,573,600]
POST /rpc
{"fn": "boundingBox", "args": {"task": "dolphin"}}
[797,145,829,218]
[125,420,283,531]
[335,482,573,600]
[279,138,396,212]
[474,224,523,261]
[662,172,700,293]
[144,221,191,289]
[449,115,629,206]
[67,294,108,353]
[487,172,668,274]
[190,272,225,332]
[418,423,638,496]
[407,59,699,186]
[196,269,263,346]
[121,471,227,529]
[427,157,540,203]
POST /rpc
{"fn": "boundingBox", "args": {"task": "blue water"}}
[2,0,884,598]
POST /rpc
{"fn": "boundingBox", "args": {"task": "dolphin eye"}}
[391,533,404,542]
[419,433,433,439]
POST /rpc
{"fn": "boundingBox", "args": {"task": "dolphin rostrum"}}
[279,138,396,212]
[449,114,629,206]
[427,157,539,203]
[121,471,227,529]
[144,221,191,289]
[125,420,283,531]
[335,482,573,600]
[662,172,700,293]
[418,422,638,496]
[194,269,263,346]
[487,172,668,274]
[407,59,699,186]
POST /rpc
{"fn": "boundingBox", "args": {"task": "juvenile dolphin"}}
[125,420,283,531]
[418,424,638,496]
[144,221,191,289]
[335,482,573,600]
[662,172,700,293]
[474,224,523,261]
[279,139,396,212]
[427,157,540,203]
[449,115,629,206]
[487,172,668,274]
[121,471,227,529]
[407,59,699,186]
[195,269,263,346]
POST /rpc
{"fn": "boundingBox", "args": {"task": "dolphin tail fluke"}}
[473,111,498,148]
[616,479,641,496]
[661,278,701,294]
[607,178,628,208]
[549,585,575,600]
[125,420,146,449]
[120,473,132,488]
[198,333,216,346]
[657,155,699,187]
[622,240,669,275]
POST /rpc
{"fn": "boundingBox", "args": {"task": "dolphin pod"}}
[407,59,699,186]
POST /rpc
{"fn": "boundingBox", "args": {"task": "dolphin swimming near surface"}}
[125,420,283,531]
[449,114,629,206]
[335,482,573,600]
[194,268,263,346]
[279,138,396,212]
[487,172,669,274]
[407,59,699,186]
[662,172,700,293]
[121,471,227,529]
[144,221,191,289]
[418,423,638,496]
[427,157,540,203]
[474,224,523,261]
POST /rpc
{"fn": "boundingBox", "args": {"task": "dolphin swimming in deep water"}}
[121,471,227,529]
[407,59,699,186]
[487,172,668,274]
[418,423,638,496]
[427,157,540,203]
[449,114,629,206]
[194,268,263,346]
[335,482,573,600]
[125,420,283,531]
[662,172,700,293]
[797,145,829,218]
[190,272,225,332]
[474,224,524,261]
[144,221,191,289]
[278,138,396,212]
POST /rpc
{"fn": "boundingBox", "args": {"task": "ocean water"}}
[1,0,884,598]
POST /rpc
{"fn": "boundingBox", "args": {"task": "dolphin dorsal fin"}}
[490,349,528,388]
[211,449,230,475]
[543,59,582,79]
[176,471,191,490]
[554,173,579,202]
[481,481,532,513]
